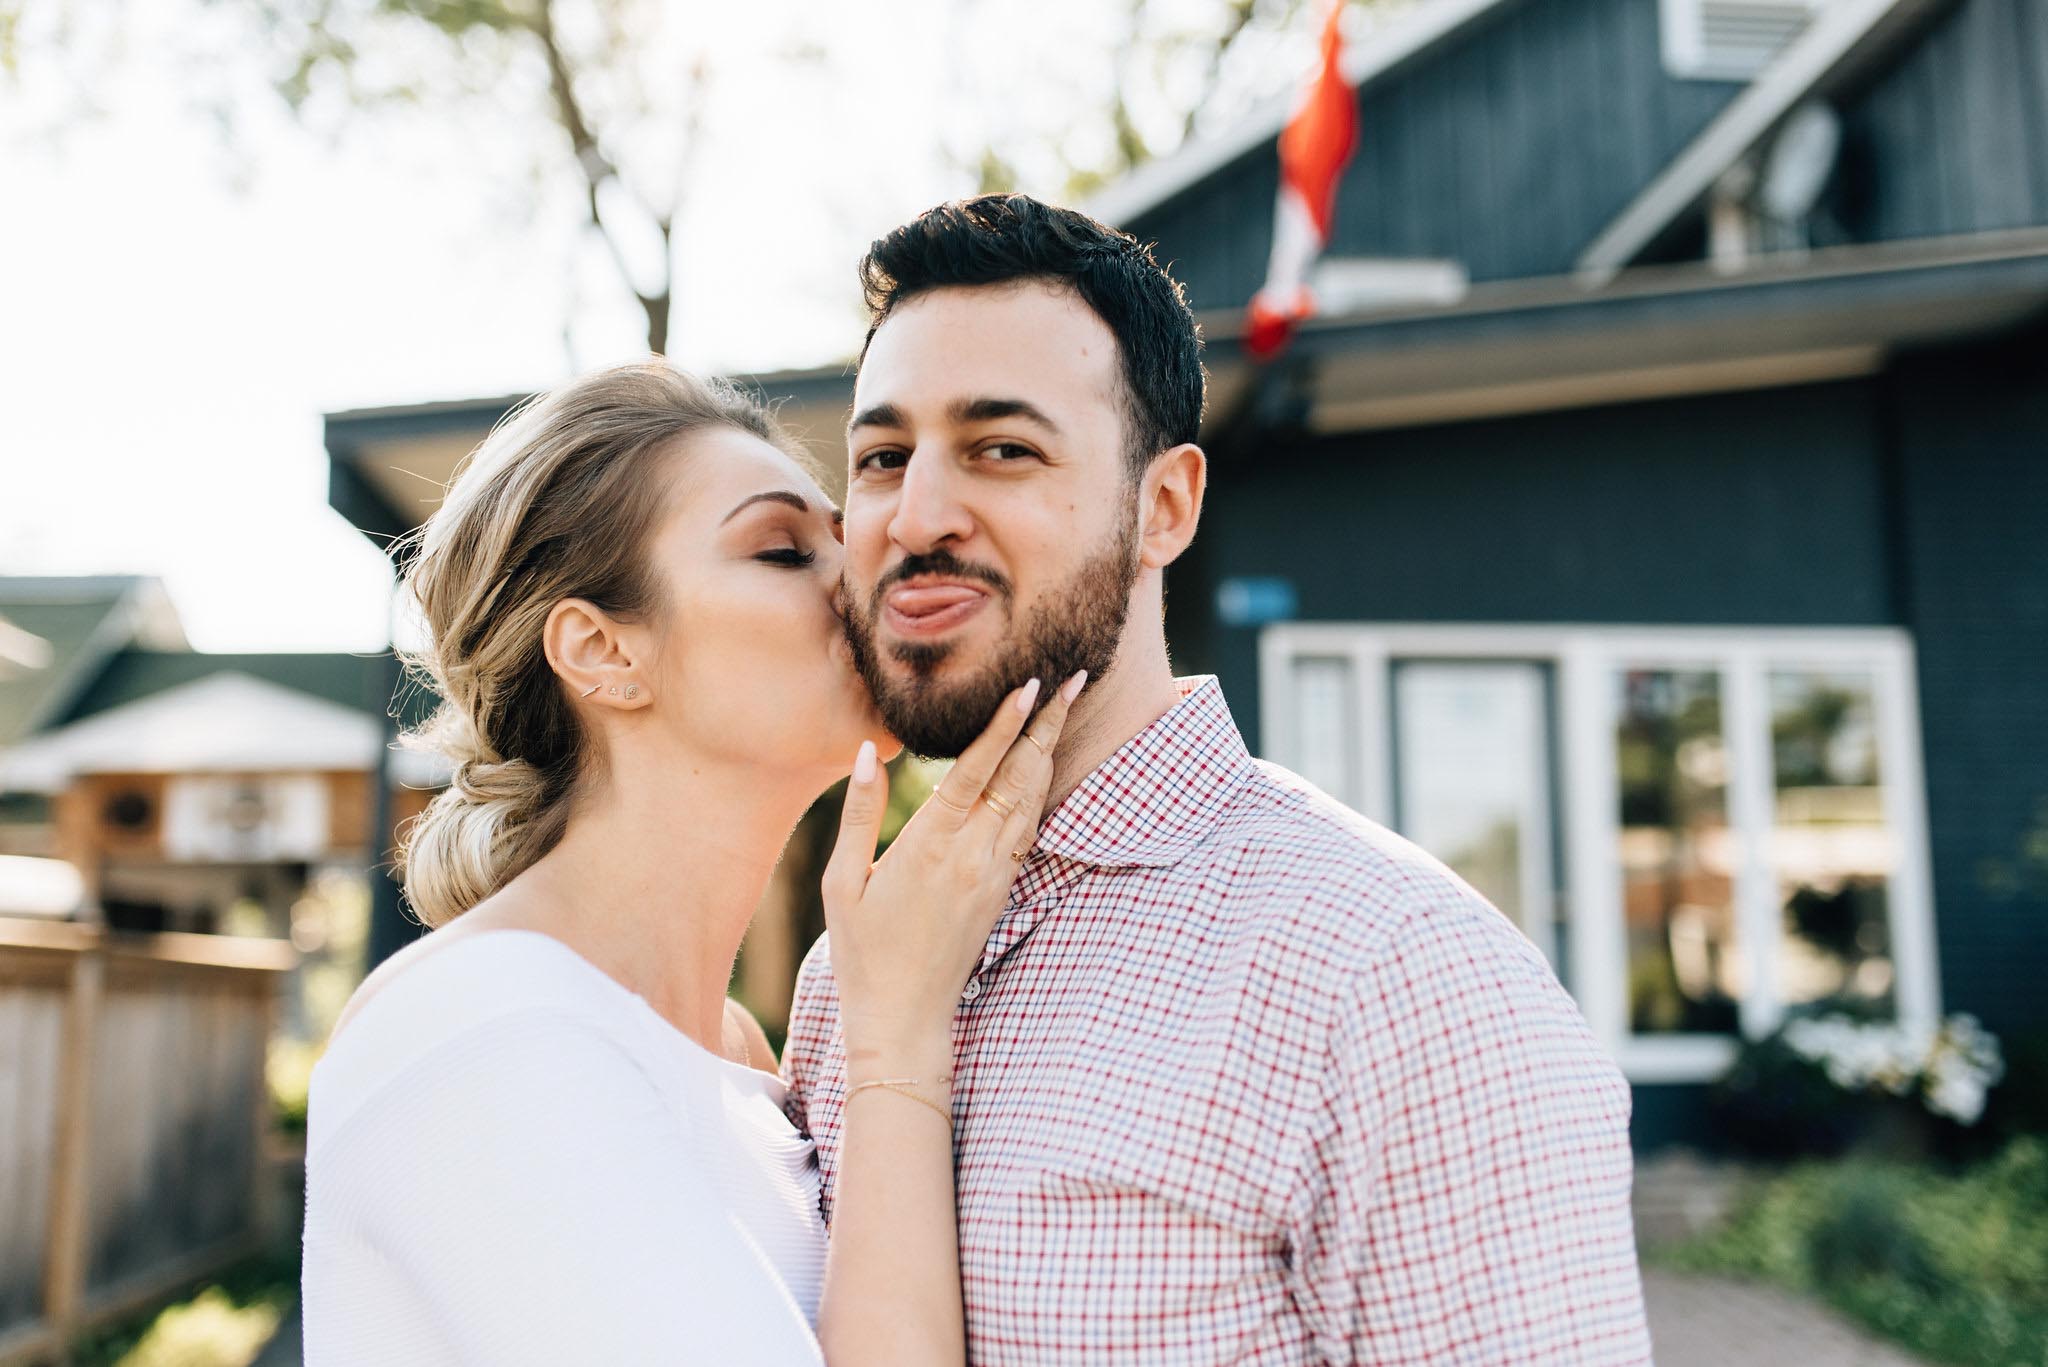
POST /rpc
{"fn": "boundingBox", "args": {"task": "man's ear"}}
[545,597,651,707]
[1138,443,1206,571]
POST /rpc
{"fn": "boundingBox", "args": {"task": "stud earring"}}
[624,684,640,700]
[579,683,600,698]
[607,686,618,696]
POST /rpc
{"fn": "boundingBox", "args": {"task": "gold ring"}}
[983,790,1017,820]
[1020,732,1051,758]
[1008,847,1029,862]
[929,790,972,814]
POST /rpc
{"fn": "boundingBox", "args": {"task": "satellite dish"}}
[1760,101,1842,224]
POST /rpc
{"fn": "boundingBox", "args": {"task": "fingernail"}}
[1062,670,1088,703]
[1015,678,1041,714]
[854,739,877,784]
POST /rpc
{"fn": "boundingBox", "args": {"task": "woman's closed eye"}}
[755,546,817,568]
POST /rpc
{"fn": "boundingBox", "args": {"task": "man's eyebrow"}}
[847,402,908,433]
[949,396,1062,436]
[720,490,821,526]
[845,397,1064,438]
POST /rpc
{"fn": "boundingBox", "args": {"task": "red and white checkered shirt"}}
[783,677,1649,1364]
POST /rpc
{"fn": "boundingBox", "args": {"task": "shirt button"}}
[960,977,982,1002]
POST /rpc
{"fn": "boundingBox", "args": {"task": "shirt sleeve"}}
[1286,902,1651,1365]
[308,1008,824,1367]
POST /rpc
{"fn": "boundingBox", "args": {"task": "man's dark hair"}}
[858,194,1205,480]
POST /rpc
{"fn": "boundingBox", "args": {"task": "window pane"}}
[1617,668,1741,1035]
[1393,662,1553,946]
[1291,656,1357,809]
[1770,669,1896,1013]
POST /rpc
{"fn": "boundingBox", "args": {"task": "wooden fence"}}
[0,917,294,1365]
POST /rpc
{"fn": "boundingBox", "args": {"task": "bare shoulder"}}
[722,997,780,1076]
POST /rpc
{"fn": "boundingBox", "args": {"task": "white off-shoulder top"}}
[301,930,827,1365]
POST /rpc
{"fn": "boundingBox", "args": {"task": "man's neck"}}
[1043,628,1184,814]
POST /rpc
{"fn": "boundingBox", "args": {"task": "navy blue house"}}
[328,0,2048,1146]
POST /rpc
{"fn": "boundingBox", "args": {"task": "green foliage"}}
[1659,1140,2048,1366]
[0,0,21,77]
[71,1252,298,1367]
[268,1035,319,1136]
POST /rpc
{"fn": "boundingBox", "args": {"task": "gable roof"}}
[1576,0,1942,280]
[0,671,385,794]
[1083,0,1518,228]
[0,577,188,747]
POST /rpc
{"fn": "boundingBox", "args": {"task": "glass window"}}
[1770,668,1896,1013]
[1393,662,1555,953]
[1616,668,1741,1035]
[1290,656,1358,809]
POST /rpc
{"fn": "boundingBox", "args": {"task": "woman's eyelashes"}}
[754,546,817,568]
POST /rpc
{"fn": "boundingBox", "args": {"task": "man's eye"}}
[983,442,1038,462]
[856,449,908,472]
[755,548,816,567]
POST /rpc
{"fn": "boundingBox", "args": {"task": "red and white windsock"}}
[1245,0,1359,361]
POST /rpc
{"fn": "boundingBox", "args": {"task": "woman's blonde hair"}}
[395,361,800,928]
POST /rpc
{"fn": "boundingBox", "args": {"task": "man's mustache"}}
[870,550,1013,603]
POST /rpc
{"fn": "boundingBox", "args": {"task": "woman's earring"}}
[624,684,640,700]
[607,686,618,696]
[579,683,601,699]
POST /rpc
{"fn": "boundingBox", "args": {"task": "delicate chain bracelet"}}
[845,1075,954,1126]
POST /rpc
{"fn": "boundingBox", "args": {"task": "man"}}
[785,194,1650,1364]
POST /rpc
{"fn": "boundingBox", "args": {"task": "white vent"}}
[1661,0,1831,81]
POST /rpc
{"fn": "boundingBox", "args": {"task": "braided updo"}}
[395,361,799,927]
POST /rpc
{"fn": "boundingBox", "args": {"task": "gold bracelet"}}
[845,1077,953,1126]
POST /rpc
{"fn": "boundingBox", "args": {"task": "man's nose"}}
[887,448,974,554]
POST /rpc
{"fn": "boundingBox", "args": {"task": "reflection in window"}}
[1771,670,1896,1013]
[1292,656,1358,810]
[1394,662,1553,945]
[1617,669,1740,1034]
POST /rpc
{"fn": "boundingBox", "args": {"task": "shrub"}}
[1660,1139,2048,1367]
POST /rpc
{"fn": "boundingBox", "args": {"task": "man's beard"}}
[843,513,1140,759]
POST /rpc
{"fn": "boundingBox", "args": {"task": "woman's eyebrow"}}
[720,490,816,525]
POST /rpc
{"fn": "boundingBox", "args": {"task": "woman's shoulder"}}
[310,930,649,1143]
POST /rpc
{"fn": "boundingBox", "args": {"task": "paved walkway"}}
[1644,1267,1934,1366]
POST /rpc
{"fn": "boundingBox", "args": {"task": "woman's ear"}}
[545,598,652,707]
[1138,443,1207,571]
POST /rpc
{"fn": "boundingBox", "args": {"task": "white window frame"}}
[1259,622,1941,1084]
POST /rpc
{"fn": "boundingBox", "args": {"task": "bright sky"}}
[0,0,1317,653]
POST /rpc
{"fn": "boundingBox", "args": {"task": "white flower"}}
[1775,1011,2004,1126]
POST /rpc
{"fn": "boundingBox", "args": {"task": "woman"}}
[301,362,1082,1365]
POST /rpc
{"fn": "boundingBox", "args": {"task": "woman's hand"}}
[822,671,1083,1074]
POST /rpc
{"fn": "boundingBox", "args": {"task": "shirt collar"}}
[1032,675,1252,871]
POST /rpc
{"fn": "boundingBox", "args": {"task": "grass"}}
[1656,1137,2048,1366]
[70,1252,298,1367]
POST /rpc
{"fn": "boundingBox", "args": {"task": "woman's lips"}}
[882,583,989,637]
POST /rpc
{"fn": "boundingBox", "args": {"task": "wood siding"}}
[1129,0,1746,309]
[1887,332,2048,1041]
[1836,0,2048,243]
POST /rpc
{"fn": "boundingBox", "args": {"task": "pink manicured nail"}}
[1062,670,1088,703]
[854,740,877,783]
[1016,678,1042,713]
